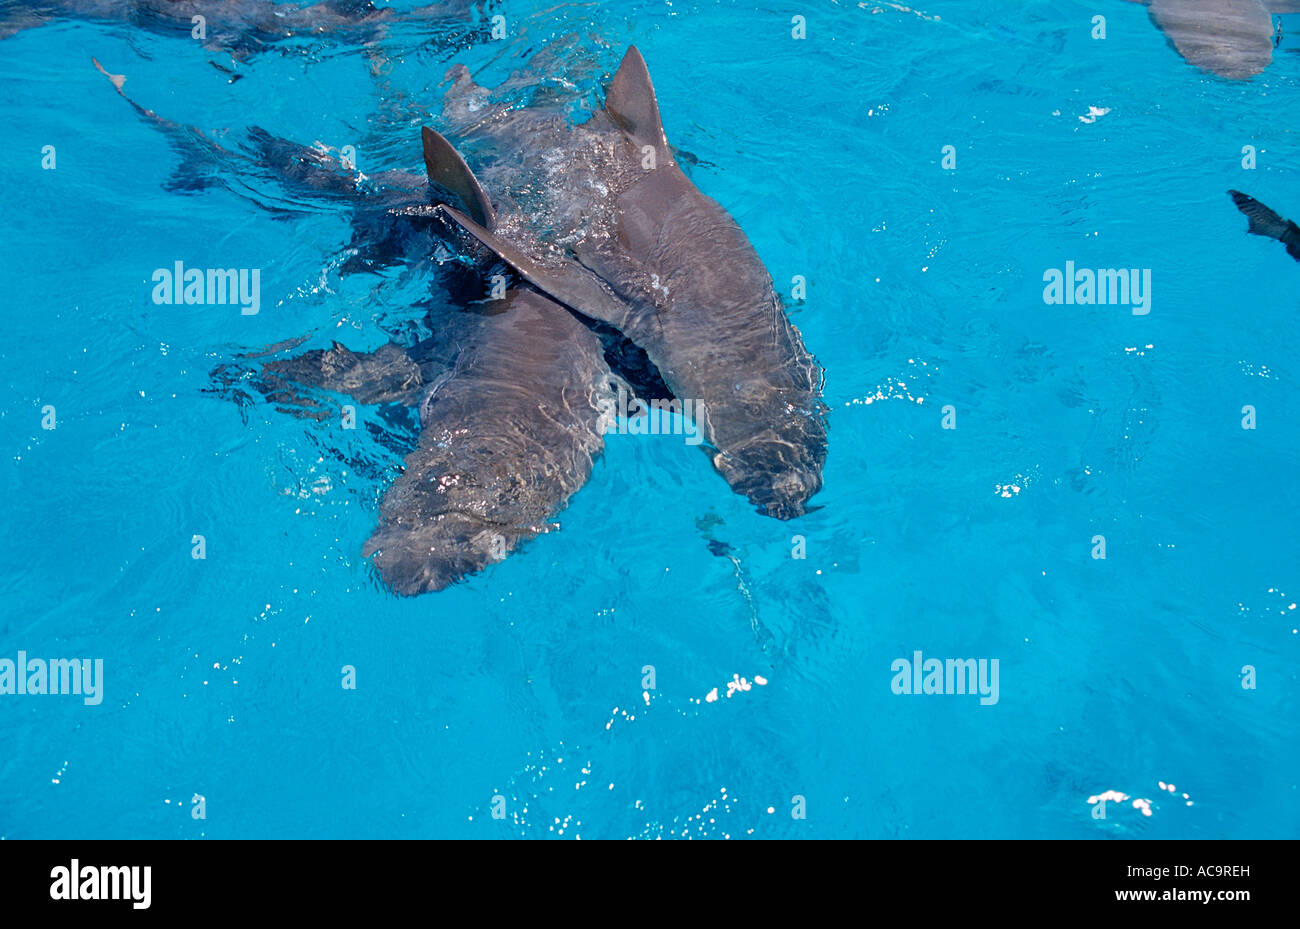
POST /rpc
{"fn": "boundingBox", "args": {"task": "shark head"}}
[356,286,611,595]
[710,417,827,520]
[364,514,517,595]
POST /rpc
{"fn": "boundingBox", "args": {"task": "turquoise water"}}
[1,0,1297,839]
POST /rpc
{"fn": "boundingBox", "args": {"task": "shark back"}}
[1146,0,1275,79]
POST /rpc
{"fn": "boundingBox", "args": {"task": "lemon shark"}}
[238,273,625,595]
[1129,0,1300,79]
[95,45,827,595]
[422,46,828,519]
[95,54,666,595]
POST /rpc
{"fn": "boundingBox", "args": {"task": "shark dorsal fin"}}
[421,126,495,230]
[433,204,643,337]
[605,46,668,150]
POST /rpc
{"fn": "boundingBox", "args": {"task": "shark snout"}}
[714,439,824,521]
[364,517,512,596]
[709,393,828,520]
[761,469,814,520]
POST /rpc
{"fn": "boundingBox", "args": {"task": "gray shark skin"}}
[1129,0,1300,79]
[359,289,615,595]
[1229,189,1300,260]
[424,46,828,519]
[256,284,617,595]
[3,0,482,55]
[95,56,634,595]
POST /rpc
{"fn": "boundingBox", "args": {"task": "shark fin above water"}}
[421,126,496,230]
[603,46,670,153]
[420,124,654,339]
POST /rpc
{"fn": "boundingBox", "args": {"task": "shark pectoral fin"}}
[1264,0,1300,12]
[421,126,495,229]
[605,46,670,152]
[434,203,642,335]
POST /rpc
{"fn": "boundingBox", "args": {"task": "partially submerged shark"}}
[1129,0,1300,79]
[261,280,622,595]
[4,0,482,56]
[423,47,828,519]
[95,52,698,595]
[98,44,828,593]
[1229,189,1300,260]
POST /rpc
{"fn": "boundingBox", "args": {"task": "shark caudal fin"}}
[1229,190,1300,261]
[1230,189,1290,237]
[91,57,127,92]
[420,126,495,230]
[604,46,669,151]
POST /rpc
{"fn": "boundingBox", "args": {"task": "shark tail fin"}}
[604,46,669,150]
[1229,190,1300,262]
[420,126,495,230]
[93,56,178,129]
[1230,189,1292,238]
[91,57,127,93]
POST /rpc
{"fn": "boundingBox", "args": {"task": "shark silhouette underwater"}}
[3,0,485,58]
[1229,189,1300,260]
[100,46,828,594]
[1128,0,1300,79]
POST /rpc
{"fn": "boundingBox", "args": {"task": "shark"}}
[422,46,829,519]
[95,44,828,593]
[94,55,672,595]
[262,279,623,596]
[1229,189,1300,260]
[1128,0,1300,79]
[3,0,484,57]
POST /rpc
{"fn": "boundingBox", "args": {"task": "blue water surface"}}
[1,0,1297,839]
